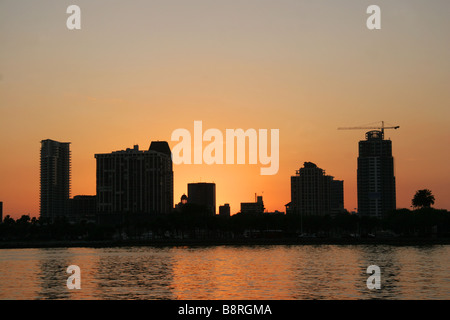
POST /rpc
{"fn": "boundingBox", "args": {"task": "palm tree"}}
[412,189,435,209]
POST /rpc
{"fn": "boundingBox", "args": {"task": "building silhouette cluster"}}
[33,128,397,225]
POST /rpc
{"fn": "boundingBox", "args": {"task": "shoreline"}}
[1,237,449,249]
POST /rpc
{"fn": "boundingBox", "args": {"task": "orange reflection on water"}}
[1,245,449,300]
[169,245,363,300]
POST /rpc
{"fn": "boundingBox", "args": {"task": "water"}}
[0,245,448,300]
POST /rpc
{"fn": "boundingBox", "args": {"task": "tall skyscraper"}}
[40,139,71,222]
[357,130,396,217]
[289,162,344,216]
[95,142,173,220]
[187,182,216,215]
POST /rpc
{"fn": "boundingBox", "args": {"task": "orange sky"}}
[1,1,449,219]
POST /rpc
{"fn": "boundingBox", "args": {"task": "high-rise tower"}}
[357,130,396,217]
[289,162,344,216]
[40,139,71,222]
[95,142,173,220]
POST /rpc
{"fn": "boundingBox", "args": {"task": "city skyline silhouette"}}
[0,121,448,220]
[2,123,443,223]
[0,1,449,305]
[1,1,449,219]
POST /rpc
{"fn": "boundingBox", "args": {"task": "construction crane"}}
[337,121,399,136]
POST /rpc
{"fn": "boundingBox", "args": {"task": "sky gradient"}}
[1,0,449,219]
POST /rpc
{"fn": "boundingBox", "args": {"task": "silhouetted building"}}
[187,183,216,215]
[330,179,345,215]
[241,195,265,215]
[289,162,344,216]
[40,139,71,222]
[357,130,396,217]
[175,194,188,211]
[95,142,173,221]
[219,203,230,217]
[70,195,97,223]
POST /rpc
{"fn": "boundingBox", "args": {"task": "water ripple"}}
[0,245,448,300]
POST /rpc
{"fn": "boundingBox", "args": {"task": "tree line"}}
[1,207,449,242]
[0,189,447,242]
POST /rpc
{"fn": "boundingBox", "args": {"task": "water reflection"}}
[0,249,41,299]
[94,247,176,300]
[355,245,403,299]
[0,245,449,300]
[38,249,70,299]
[36,248,99,299]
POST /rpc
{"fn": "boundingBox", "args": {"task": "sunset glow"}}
[1,0,449,219]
